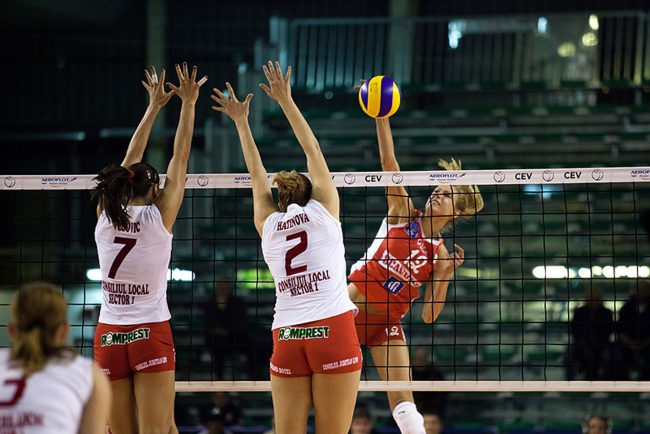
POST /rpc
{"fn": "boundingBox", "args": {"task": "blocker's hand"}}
[259,60,292,104]
[142,66,174,109]
[210,82,253,123]
[166,62,208,105]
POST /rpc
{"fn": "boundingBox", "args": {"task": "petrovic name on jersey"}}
[102,281,150,305]
[277,270,332,297]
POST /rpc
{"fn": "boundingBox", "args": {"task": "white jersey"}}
[95,204,173,325]
[0,348,93,434]
[262,199,357,329]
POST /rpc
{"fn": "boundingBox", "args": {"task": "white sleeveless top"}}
[262,199,357,329]
[0,349,93,434]
[95,204,173,325]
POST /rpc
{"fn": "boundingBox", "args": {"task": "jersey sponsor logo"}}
[134,356,168,371]
[322,356,359,371]
[269,362,292,375]
[277,269,331,296]
[277,326,330,340]
[383,276,405,294]
[405,221,420,238]
[276,212,311,231]
[101,327,150,347]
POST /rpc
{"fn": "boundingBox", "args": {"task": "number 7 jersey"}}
[95,205,173,325]
[262,200,357,329]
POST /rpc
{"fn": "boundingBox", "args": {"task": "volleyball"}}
[358,75,401,119]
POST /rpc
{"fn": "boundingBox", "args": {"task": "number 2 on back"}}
[285,231,308,276]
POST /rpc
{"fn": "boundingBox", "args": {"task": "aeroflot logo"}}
[41,177,77,186]
[278,326,330,340]
[233,175,252,185]
[630,169,650,180]
[429,173,466,183]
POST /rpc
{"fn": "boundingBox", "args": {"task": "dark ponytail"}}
[92,164,134,231]
[92,162,160,231]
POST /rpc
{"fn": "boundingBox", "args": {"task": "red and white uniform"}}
[349,212,443,320]
[0,348,93,434]
[94,205,175,380]
[262,199,360,376]
[95,205,172,324]
[262,199,357,329]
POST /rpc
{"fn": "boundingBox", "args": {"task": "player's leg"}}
[270,375,312,434]
[312,370,360,434]
[134,370,176,434]
[108,377,138,434]
[370,340,425,434]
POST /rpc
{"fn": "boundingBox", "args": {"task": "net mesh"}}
[0,167,649,392]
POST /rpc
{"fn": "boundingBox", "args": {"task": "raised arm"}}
[422,244,464,323]
[121,67,174,167]
[211,82,277,236]
[155,63,207,233]
[260,61,339,219]
[375,117,415,224]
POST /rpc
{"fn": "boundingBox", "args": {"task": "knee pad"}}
[392,401,425,434]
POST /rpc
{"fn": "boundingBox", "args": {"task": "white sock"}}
[392,401,425,434]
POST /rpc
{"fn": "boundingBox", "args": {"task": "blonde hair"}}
[10,282,70,376]
[273,170,312,212]
[438,158,484,217]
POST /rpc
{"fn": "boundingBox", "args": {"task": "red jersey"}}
[349,213,443,319]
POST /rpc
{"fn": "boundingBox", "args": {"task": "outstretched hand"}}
[354,79,366,93]
[210,82,253,123]
[166,62,208,105]
[259,60,292,104]
[142,66,174,109]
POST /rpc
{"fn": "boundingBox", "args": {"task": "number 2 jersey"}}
[262,199,357,330]
[349,212,444,319]
[0,349,93,434]
[95,205,173,325]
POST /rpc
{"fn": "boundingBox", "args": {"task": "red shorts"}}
[93,321,176,381]
[354,310,406,347]
[270,311,362,377]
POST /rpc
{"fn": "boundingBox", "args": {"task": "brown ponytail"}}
[92,162,160,231]
[10,282,70,376]
[273,170,312,212]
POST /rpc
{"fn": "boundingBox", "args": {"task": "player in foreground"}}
[0,281,111,433]
[211,61,361,434]
[348,115,484,433]
[91,63,206,434]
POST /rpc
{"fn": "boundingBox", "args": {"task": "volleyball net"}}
[0,166,649,392]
